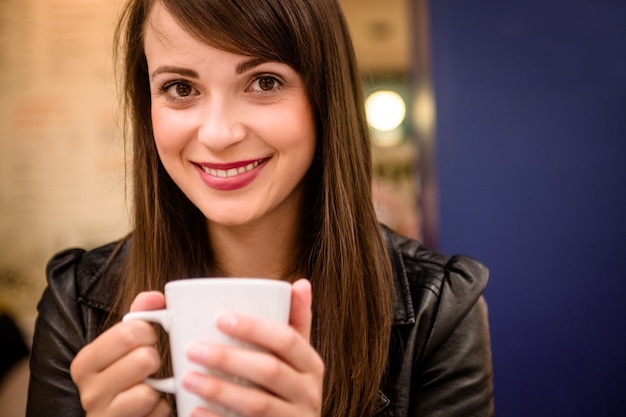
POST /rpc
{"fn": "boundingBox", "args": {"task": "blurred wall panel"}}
[0,0,128,318]
[429,0,626,415]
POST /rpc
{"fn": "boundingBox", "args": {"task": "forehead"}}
[143,3,209,63]
[145,3,188,45]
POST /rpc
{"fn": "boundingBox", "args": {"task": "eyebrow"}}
[150,66,199,81]
[150,58,272,81]
[236,57,270,74]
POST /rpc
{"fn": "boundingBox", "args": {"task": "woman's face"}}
[144,3,316,231]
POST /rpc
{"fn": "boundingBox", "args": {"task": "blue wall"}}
[429,1,626,416]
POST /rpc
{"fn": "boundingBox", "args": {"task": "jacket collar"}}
[381,225,416,326]
[78,239,127,312]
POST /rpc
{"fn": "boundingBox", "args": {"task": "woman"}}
[26,0,494,416]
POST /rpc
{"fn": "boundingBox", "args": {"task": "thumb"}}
[289,278,313,341]
[129,291,166,312]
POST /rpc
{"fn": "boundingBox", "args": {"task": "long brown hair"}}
[110,1,393,416]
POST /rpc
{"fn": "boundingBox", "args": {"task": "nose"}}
[196,95,246,150]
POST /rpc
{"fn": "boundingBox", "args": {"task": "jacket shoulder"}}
[380,227,494,416]
[45,240,125,312]
[382,226,489,348]
[27,242,124,417]
[390,231,488,295]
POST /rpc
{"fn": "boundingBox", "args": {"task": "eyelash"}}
[249,74,284,95]
[159,80,196,102]
[157,73,285,102]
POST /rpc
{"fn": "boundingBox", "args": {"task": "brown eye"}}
[175,83,192,96]
[258,76,276,91]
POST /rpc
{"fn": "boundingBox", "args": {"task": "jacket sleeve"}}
[410,257,495,417]
[26,249,88,417]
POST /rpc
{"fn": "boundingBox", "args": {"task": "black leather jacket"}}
[27,227,494,416]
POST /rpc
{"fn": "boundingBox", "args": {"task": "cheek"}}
[150,111,192,183]
[275,102,317,151]
[151,107,169,148]
[151,107,189,154]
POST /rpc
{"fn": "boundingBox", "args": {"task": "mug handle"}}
[123,310,176,394]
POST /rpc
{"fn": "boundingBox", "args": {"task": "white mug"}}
[123,278,291,417]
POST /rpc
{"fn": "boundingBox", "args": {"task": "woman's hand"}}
[70,292,172,417]
[181,278,324,417]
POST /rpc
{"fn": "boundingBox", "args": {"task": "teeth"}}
[203,160,261,178]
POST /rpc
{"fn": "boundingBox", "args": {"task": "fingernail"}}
[187,342,210,361]
[217,313,238,330]
[183,372,204,391]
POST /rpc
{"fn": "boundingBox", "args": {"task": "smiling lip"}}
[196,158,269,190]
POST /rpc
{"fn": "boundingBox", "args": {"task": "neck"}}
[207,217,301,281]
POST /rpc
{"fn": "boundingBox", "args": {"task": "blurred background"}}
[1,0,625,416]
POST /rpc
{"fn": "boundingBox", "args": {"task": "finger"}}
[73,290,163,377]
[185,408,219,417]
[145,396,172,417]
[73,290,164,381]
[215,313,323,375]
[72,320,158,377]
[73,342,161,412]
[186,342,301,401]
[106,382,166,417]
[96,344,161,400]
[182,372,291,417]
[71,292,167,414]
[144,398,172,417]
[130,291,166,312]
[289,278,313,341]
